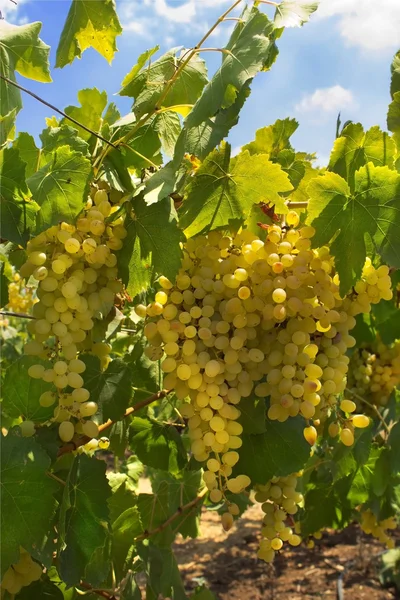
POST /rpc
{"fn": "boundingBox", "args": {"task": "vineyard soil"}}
[174,510,398,600]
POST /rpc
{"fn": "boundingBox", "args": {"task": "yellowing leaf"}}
[56,0,122,68]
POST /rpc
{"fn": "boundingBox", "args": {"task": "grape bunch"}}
[346,338,400,408]
[1,548,43,595]
[22,187,125,443]
[255,473,303,563]
[7,272,37,313]
[360,509,397,548]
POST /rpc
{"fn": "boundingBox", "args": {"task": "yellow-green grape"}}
[255,473,304,563]
[59,421,75,442]
[360,509,397,548]
[340,399,356,413]
[351,414,370,428]
[20,421,35,437]
[303,426,317,446]
[82,420,99,438]
[221,512,234,531]
[340,427,354,446]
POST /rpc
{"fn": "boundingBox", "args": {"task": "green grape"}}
[59,421,75,442]
[20,420,35,437]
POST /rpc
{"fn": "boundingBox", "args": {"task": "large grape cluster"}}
[346,338,400,408]
[138,213,392,525]
[0,548,42,595]
[360,509,397,548]
[255,473,303,563]
[22,187,125,443]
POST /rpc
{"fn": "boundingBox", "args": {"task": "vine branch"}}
[78,582,116,599]
[57,389,170,456]
[0,74,117,149]
[345,388,391,435]
[287,201,309,209]
[0,310,34,320]
[135,487,207,541]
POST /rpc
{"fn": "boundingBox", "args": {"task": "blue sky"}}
[2,0,400,165]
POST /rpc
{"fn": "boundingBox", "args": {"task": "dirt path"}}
[173,504,398,600]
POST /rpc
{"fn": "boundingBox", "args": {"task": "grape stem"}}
[134,487,207,541]
[0,310,35,319]
[57,389,170,456]
[78,582,116,599]
[46,471,66,486]
[345,388,391,435]
[287,201,309,209]
[0,74,118,149]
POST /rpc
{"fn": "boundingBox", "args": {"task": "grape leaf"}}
[137,482,174,547]
[136,543,187,600]
[0,21,51,117]
[328,123,395,188]
[13,133,42,178]
[0,108,17,146]
[128,335,163,399]
[234,417,310,484]
[274,1,319,28]
[185,7,276,130]
[154,112,181,158]
[112,506,142,581]
[16,580,64,600]
[1,435,58,577]
[120,46,159,92]
[129,417,187,474]
[56,0,122,68]
[61,88,108,144]
[28,145,92,233]
[306,164,400,294]
[390,49,400,98]
[3,356,55,422]
[179,145,292,238]
[118,197,184,297]
[0,147,39,245]
[180,80,251,160]
[387,91,400,144]
[80,355,133,422]
[0,255,12,308]
[121,115,163,171]
[119,48,208,118]
[40,125,89,156]
[238,397,267,434]
[121,573,142,600]
[58,454,111,586]
[152,470,203,538]
[243,118,298,157]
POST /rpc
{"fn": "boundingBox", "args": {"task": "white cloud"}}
[315,0,400,51]
[0,0,30,24]
[295,85,355,114]
[154,0,195,23]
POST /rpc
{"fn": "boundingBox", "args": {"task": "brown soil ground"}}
[172,503,399,600]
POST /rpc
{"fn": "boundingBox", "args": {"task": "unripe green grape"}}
[53,322,68,337]
[82,420,99,438]
[28,251,47,266]
[61,282,77,299]
[45,307,59,324]
[40,276,58,292]
[20,420,35,437]
[39,391,56,407]
[65,238,80,253]
[59,421,74,442]
[79,401,98,417]
[72,387,90,403]
[28,364,45,379]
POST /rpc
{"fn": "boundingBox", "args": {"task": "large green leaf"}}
[137,543,187,600]
[0,147,39,245]
[119,48,208,118]
[56,0,122,68]
[179,145,292,238]
[301,480,352,536]
[120,115,163,171]
[61,88,108,143]
[0,435,58,577]
[130,417,187,474]
[328,123,395,189]
[58,454,111,586]
[184,7,276,130]
[128,335,163,398]
[180,80,251,160]
[390,50,400,98]
[137,482,174,547]
[16,579,65,600]
[152,470,203,538]
[0,21,51,117]
[274,1,319,28]
[0,108,17,146]
[155,112,181,158]
[306,164,400,294]
[3,356,55,422]
[28,145,92,233]
[238,397,267,435]
[112,505,142,581]
[80,355,133,422]
[243,118,298,157]
[13,133,42,178]
[234,417,310,484]
[40,125,89,156]
[118,197,184,297]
